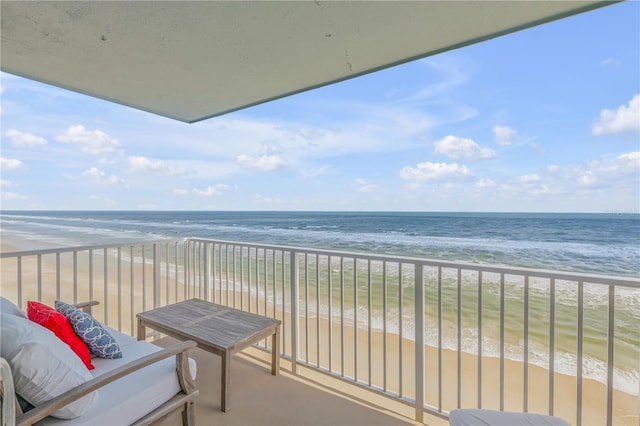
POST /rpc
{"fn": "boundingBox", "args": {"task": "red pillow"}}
[27,301,95,370]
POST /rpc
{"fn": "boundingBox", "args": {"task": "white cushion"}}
[40,340,197,425]
[1,296,27,318]
[0,314,98,419]
[449,409,571,426]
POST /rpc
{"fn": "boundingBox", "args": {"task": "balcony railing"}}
[1,238,638,425]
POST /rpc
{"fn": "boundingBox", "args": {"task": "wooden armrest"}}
[71,300,100,314]
[16,340,197,426]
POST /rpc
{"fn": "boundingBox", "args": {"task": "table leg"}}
[137,318,146,341]
[221,351,231,412]
[271,325,280,376]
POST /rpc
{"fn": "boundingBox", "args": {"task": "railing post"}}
[203,242,210,302]
[153,243,160,309]
[290,250,299,374]
[415,263,425,423]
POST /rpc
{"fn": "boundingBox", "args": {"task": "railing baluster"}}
[549,278,556,415]
[457,268,462,409]
[524,275,529,412]
[368,259,372,386]
[383,261,388,393]
[606,285,614,426]
[118,247,122,331]
[281,250,286,358]
[415,263,425,423]
[203,243,209,302]
[399,263,403,398]
[577,281,584,426]
[500,273,505,411]
[56,252,61,300]
[37,254,42,302]
[340,256,345,378]
[328,255,333,372]
[477,270,482,408]
[438,266,443,413]
[104,248,109,324]
[305,252,309,364]
[317,254,321,368]
[290,251,299,374]
[264,248,268,319]
[141,247,145,311]
[89,250,94,305]
[353,258,358,382]
[130,246,134,334]
[17,256,23,307]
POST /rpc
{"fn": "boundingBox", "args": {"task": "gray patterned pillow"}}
[55,301,122,359]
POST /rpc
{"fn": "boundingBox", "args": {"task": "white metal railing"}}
[1,238,638,425]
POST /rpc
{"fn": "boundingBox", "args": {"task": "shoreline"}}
[1,236,638,425]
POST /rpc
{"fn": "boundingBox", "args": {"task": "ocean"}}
[1,210,638,395]
[1,210,638,277]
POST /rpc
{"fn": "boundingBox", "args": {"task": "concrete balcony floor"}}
[152,337,438,426]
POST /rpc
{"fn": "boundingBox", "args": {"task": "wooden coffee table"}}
[136,298,281,412]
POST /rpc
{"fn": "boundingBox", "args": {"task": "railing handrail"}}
[0,238,185,259]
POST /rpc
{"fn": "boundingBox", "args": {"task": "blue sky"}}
[1,2,638,212]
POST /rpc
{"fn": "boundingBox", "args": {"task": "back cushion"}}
[0,313,98,419]
[1,296,27,318]
[27,301,95,370]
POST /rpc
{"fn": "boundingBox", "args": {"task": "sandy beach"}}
[1,238,637,425]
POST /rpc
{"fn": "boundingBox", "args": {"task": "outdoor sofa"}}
[0,297,198,426]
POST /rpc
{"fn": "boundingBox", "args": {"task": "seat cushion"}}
[0,314,98,419]
[39,340,197,425]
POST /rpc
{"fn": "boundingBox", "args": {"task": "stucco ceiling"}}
[0,1,618,123]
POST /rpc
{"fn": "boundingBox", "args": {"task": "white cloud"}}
[128,156,188,176]
[82,167,123,185]
[493,126,517,146]
[255,194,279,204]
[399,161,473,182]
[476,178,496,188]
[260,142,285,155]
[353,178,376,192]
[0,179,13,187]
[1,157,24,170]
[300,165,329,178]
[1,191,26,201]
[173,184,230,197]
[540,151,639,191]
[519,174,541,184]
[57,125,120,155]
[577,171,596,186]
[601,58,622,66]
[433,135,496,160]
[592,94,640,136]
[237,154,287,171]
[191,184,230,197]
[5,129,47,147]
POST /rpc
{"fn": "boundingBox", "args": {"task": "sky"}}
[1,2,639,213]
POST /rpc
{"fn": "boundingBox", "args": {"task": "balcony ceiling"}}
[0,1,616,123]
